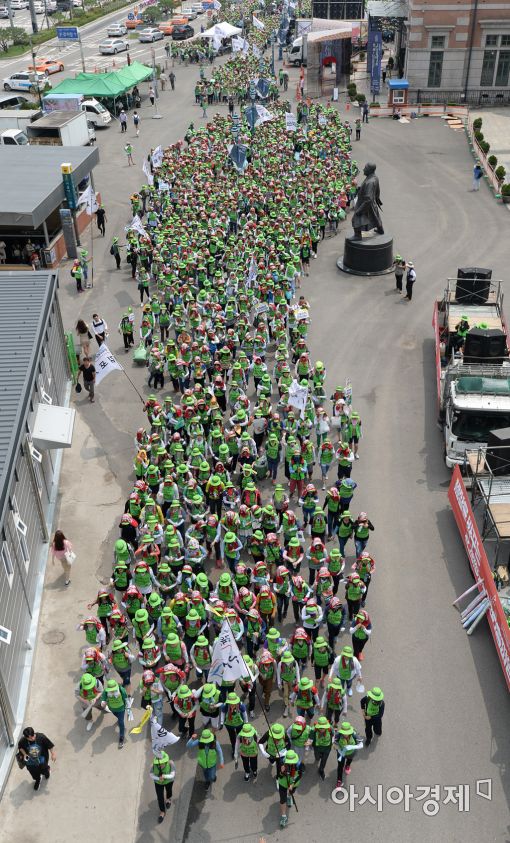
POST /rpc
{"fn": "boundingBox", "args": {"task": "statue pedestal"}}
[337,233,394,276]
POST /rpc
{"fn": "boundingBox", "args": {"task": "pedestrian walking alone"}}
[150,750,176,824]
[17,727,56,791]
[95,205,106,236]
[76,318,92,360]
[471,162,483,191]
[360,686,385,746]
[125,143,134,166]
[169,71,175,90]
[51,529,74,586]
[149,86,155,107]
[355,118,361,141]
[119,108,127,133]
[91,313,108,345]
[111,236,121,269]
[133,111,140,137]
[159,71,167,91]
[404,261,416,301]
[362,101,369,123]
[78,357,96,403]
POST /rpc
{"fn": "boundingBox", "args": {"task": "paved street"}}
[0,46,509,843]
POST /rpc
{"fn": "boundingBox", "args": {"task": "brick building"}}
[404,0,510,103]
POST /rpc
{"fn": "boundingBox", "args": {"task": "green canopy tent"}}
[50,62,153,113]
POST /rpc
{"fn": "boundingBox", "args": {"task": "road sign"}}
[56,26,79,41]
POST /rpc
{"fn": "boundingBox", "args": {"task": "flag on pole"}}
[78,184,98,214]
[209,620,252,685]
[252,14,265,30]
[151,145,163,168]
[129,214,149,238]
[130,704,152,734]
[150,716,180,757]
[142,157,154,186]
[247,254,258,286]
[288,378,308,418]
[255,104,274,124]
[94,344,124,386]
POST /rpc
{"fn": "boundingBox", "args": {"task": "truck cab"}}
[1,128,29,144]
[288,36,307,66]
[445,376,510,467]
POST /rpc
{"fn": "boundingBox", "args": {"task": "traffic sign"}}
[56,26,79,41]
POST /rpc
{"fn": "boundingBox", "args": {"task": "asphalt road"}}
[0,3,210,84]
[0,47,508,843]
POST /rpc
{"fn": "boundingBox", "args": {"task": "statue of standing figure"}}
[351,162,384,240]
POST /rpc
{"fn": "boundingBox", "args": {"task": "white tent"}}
[201,22,242,38]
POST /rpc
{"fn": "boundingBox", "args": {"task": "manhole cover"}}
[42,630,65,645]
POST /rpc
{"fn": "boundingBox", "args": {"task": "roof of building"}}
[367,0,408,18]
[0,270,59,526]
[30,110,83,128]
[0,145,99,228]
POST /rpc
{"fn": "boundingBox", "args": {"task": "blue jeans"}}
[355,538,367,557]
[111,708,125,741]
[327,511,338,537]
[203,765,217,783]
[338,535,350,555]
[267,457,279,480]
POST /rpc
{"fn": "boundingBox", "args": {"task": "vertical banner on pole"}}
[370,30,382,97]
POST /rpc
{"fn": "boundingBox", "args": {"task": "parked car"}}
[138,27,164,42]
[3,71,50,92]
[181,9,197,20]
[0,6,14,17]
[158,21,176,36]
[190,2,204,11]
[33,2,46,13]
[10,0,28,8]
[171,24,194,40]
[98,38,130,55]
[28,58,65,76]
[107,22,127,37]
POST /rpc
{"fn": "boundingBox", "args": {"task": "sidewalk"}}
[470,108,510,179]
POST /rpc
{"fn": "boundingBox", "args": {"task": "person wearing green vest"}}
[190,634,212,682]
[187,728,224,789]
[354,511,374,557]
[77,672,103,732]
[321,676,347,726]
[345,574,366,621]
[311,635,333,688]
[220,691,248,757]
[234,722,260,781]
[291,676,320,720]
[276,749,301,828]
[258,722,290,769]
[286,715,310,770]
[350,609,372,661]
[150,750,176,824]
[100,678,128,748]
[310,715,333,780]
[329,645,362,697]
[334,721,363,788]
[109,639,136,694]
[196,682,222,731]
[360,686,385,747]
[277,650,301,718]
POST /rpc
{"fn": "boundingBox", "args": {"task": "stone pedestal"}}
[337,233,394,276]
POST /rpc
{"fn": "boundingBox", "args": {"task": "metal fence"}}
[409,88,510,107]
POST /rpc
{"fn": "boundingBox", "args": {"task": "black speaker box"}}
[463,328,507,364]
[455,267,492,304]
[486,427,510,476]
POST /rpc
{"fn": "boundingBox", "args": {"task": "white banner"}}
[129,214,149,238]
[151,145,163,168]
[252,14,265,30]
[285,113,297,131]
[94,344,124,386]
[150,716,180,757]
[288,378,308,418]
[209,620,251,685]
[243,39,249,54]
[142,157,154,185]
[232,35,243,52]
[78,184,98,214]
[255,104,274,124]
[247,254,258,287]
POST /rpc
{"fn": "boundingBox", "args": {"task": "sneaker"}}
[280,815,288,828]
[336,779,343,788]
[348,687,353,696]
[165,800,172,809]
[158,815,165,824]
[250,710,255,720]
[65,579,71,586]
[253,771,258,780]
[86,720,93,732]
[345,765,351,775]
[265,704,270,712]
[283,706,289,718]
[34,780,40,791]
[118,739,125,749]
[354,454,359,460]
[244,773,250,781]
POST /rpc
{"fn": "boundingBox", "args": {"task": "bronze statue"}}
[351,162,384,239]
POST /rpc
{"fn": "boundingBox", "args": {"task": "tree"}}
[158,0,175,16]
[143,6,159,23]
[0,26,29,52]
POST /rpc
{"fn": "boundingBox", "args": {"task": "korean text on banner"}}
[209,620,251,685]
[94,344,124,386]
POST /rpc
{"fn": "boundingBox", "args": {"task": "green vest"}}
[106,687,125,711]
[267,733,286,757]
[200,688,220,714]
[152,754,171,784]
[134,565,151,589]
[224,703,243,728]
[291,639,308,660]
[366,699,383,717]
[347,583,362,601]
[313,724,333,748]
[238,734,258,756]
[337,656,352,681]
[197,745,217,769]
[112,648,130,672]
[313,643,330,667]
[290,724,310,747]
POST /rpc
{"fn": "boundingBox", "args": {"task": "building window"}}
[495,50,510,86]
[431,35,445,49]
[428,51,443,87]
[12,501,30,572]
[501,34,510,46]
[485,34,498,47]
[1,543,14,588]
[481,50,497,86]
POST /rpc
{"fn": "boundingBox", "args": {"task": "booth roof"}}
[50,61,153,98]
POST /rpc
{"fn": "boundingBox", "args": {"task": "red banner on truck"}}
[448,466,510,690]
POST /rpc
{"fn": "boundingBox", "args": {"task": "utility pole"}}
[6,0,14,33]
[29,37,43,110]
[28,0,38,34]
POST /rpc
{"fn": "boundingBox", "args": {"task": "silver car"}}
[107,23,127,36]
[138,27,164,42]
[98,38,129,55]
